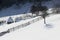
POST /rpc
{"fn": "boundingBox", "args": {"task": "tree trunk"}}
[44,18,46,24]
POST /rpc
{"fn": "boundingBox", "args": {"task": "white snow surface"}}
[0,16,40,32]
[0,14,60,40]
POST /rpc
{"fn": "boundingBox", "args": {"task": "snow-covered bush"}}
[15,17,22,22]
[47,8,53,14]
[7,17,14,24]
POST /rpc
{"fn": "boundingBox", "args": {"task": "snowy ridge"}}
[0,13,33,24]
[0,14,60,40]
[0,13,33,32]
[0,14,24,21]
[0,2,33,25]
[0,16,41,36]
[0,16,41,32]
[8,16,41,32]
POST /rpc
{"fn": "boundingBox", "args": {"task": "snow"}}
[0,2,33,25]
[0,14,60,40]
[7,17,14,23]
[0,16,41,32]
[46,8,53,14]
[0,13,33,25]
[0,1,60,40]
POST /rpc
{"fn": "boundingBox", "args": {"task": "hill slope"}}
[0,14,60,40]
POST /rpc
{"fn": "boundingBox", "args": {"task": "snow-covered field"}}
[0,14,60,40]
[0,1,60,40]
[0,16,41,32]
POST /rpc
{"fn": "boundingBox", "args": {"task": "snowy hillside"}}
[0,2,33,26]
[0,14,60,40]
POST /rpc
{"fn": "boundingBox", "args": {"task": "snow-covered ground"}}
[0,16,40,32]
[0,14,60,40]
[0,1,60,40]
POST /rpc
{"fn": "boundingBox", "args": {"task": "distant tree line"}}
[0,0,27,10]
[0,0,51,10]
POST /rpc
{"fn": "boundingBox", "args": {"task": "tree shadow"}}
[45,23,53,29]
[0,30,9,37]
